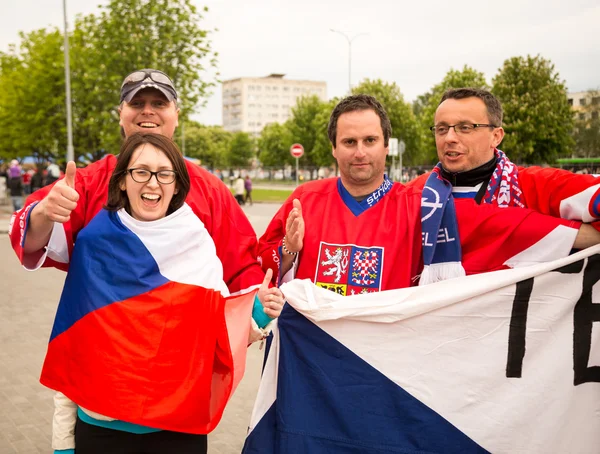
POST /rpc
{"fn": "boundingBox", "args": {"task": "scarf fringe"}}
[419,262,466,286]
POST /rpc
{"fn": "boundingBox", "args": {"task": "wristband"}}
[252,294,273,329]
[282,236,298,256]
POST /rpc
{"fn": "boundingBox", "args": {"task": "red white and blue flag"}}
[41,205,255,434]
[244,245,600,453]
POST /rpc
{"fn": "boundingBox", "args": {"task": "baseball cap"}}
[120,69,178,103]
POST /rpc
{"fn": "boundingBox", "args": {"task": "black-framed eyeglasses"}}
[121,70,174,89]
[430,123,497,136]
[127,168,177,184]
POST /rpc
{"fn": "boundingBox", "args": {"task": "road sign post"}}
[388,138,398,181]
[399,140,406,182]
[290,143,304,186]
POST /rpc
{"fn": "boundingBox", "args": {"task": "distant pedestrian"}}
[244,175,253,206]
[234,175,245,205]
[22,169,32,195]
[30,168,44,192]
[46,163,60,185]
[8,159,22,211]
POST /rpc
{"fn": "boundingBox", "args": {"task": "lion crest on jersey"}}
[314,242,384,296]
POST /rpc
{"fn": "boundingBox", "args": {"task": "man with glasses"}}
[409,87,600,227]
[258,94,600,291]
[9,69,267,300]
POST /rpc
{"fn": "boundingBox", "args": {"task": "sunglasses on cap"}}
[121,70,175,89]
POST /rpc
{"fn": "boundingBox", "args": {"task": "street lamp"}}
[329,29,368,92]
[63,0,74,162]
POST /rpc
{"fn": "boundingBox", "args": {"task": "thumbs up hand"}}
[40,161,80,223]
[257,268,285,319]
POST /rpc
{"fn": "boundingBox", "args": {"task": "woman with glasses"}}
[42,133,284,454]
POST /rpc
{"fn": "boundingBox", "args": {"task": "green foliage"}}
[0,29,66,164]
[416,66,489,163]
[0,0,217,164]
[492,55,574,164]
[257,122,292,166]
[572,89,600,158]
[183,121,232,169]
[352,79,422,165]
[228,132,255,167]
[286,95,334,167]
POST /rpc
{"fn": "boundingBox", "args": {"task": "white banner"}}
[245,245,600,454]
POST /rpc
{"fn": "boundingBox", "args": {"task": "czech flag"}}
[41,205,255,434]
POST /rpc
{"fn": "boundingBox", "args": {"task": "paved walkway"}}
[0,203,281,453]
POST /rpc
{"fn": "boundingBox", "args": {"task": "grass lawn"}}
[231,188,293,203]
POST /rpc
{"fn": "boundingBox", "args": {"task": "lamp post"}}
[63,0,74,162]
[329,29,367,92]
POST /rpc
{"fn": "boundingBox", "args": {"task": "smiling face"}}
[119,143,178,222]
[119,88,179,139]
[434,97,504,173]
[332,109,388,196]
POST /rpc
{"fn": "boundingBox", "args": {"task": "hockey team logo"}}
[314,242,384,296]
[421,186,443,222]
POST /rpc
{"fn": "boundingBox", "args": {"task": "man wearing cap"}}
[9,68,265,299]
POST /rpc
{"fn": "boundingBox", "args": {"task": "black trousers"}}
[74,416,208,454]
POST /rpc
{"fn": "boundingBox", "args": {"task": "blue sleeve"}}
[55,450,75,454]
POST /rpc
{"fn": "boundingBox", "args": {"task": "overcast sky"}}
[2,0,599,125]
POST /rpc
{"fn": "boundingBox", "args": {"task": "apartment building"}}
[568,91,600,121]
[222,74,327,135]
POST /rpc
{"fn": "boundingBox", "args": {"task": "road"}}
[0,203,280,454]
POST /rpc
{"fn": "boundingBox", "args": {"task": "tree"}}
[258,122,292,167]
[286,95,333,167]
[416,66,489,163]
[572,89,600,159]
[352,79,422,165]
[492,55,574,164]
[228,132,255,167]
[0,28,66,165]
[69,0,218,161]
[183,122,231,169]
[310,98,338,167]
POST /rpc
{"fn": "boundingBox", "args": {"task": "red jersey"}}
[9,155,264,295]
[409,166,600,227]
[258,178,579,293]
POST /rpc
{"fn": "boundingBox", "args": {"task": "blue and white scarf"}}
[420,166,465,285]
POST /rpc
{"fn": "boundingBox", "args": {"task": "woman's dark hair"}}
[105,133,191,216]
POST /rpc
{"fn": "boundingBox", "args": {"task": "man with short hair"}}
[409,87,600,226]
[258,94,600,292]
[9,69,266,297]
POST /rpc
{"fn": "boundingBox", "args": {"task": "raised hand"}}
[257,268,285,318]
[40,161,79,223]
[284,198,304,253]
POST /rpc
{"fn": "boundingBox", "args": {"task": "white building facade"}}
[222,74,327,135]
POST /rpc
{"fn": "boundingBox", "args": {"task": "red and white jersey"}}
[8,155,264,295]
[410,166,600,228]
[258,178,580,293]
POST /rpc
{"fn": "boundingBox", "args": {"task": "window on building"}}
[580,98,586,106]
[579,113,586,120]
[592,111,599,120]
[592,97,600,105]
[568,99,573,106]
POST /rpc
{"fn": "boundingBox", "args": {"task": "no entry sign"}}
[290,143,304,158]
